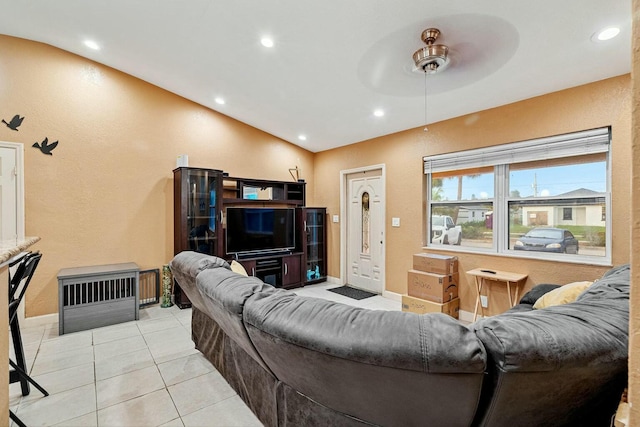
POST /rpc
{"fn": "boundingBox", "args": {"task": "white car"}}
[431,215,462,245]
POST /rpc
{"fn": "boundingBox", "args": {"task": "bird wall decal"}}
[32,137,58,155]
[2,114,24,131]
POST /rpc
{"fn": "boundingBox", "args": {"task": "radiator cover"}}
[57,263,140,335]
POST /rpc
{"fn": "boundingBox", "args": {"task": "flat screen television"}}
[226,207,296,255]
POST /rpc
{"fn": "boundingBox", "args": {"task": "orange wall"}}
[315,75,632,314]
[0,36,634,320]
[0,35,315,316]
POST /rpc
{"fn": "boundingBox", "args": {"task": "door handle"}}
[284,263,288,275]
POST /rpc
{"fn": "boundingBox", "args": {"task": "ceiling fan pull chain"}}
[424,71,428,132]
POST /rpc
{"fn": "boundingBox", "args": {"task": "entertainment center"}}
[173,167,327,308]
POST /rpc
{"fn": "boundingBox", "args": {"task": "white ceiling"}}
[0,1,631,152]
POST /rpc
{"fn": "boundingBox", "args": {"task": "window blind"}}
[423,127,610,174]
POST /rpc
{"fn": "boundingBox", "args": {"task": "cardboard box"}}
[407,269,459,303]
[402,295,460,318]
[413,253,458,275]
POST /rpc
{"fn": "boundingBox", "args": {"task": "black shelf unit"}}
[174,168,326,300]
[222,176,305,206]
[173,167,224,308]
[299,207,327,284]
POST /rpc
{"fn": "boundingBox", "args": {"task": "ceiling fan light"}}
[413,44,449,74]
[412,27,450,74]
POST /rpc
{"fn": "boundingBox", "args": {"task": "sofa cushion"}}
[577,263,630,303]
[245,292,486,373]
[244,292,487,427]
[533,281,593,309]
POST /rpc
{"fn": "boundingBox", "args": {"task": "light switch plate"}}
[392,217,400,227]
[332,215,339,223]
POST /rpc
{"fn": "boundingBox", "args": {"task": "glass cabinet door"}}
[304,208,326,284]
[186,169,220,255]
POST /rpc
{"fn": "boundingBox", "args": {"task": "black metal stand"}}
[7,252,48,427]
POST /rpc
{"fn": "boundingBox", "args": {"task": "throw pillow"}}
[230,260,249,276]
[519,284,561,306]
[533,280,593,309]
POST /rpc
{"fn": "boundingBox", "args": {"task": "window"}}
[429,167,494,248]
[424,127,611,263]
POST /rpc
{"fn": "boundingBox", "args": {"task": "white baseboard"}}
[378,294,481,323]
[382,290,402,302]
[22,312,58,329]
[459,309,485,323]
[325,275,341,285]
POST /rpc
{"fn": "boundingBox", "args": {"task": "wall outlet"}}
[480,295,488,308]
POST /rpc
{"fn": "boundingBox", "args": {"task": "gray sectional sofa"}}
[170,252,629,427]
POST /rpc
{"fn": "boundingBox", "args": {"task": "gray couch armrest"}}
[169,251,230,312]
[474,265,629,372]
[475,301,628,372]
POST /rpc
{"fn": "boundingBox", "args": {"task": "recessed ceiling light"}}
[261,37,274,48]
[214,97,225,105]
[592,27,620,42]
[83,40,100,50]
[373,109,385,117]
[298,135,307,141]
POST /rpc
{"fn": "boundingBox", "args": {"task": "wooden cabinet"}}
[237,259,256,277]
[173,167,224,308]
[282,253,302,288]
[299,208,327,284]
[174,168,324,300]
[237,253,303,289]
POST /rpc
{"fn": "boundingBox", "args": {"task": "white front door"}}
[0,145,18,240]
[346,169,384,294]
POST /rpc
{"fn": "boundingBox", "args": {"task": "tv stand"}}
[174,168,325,305]
[236,252,303,289]
[234,250,292,260]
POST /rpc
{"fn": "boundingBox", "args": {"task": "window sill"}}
[422,245,612,267]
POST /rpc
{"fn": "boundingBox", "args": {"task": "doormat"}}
[327,286,377,300]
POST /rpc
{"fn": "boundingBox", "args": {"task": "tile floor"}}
[9,283,401,426]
